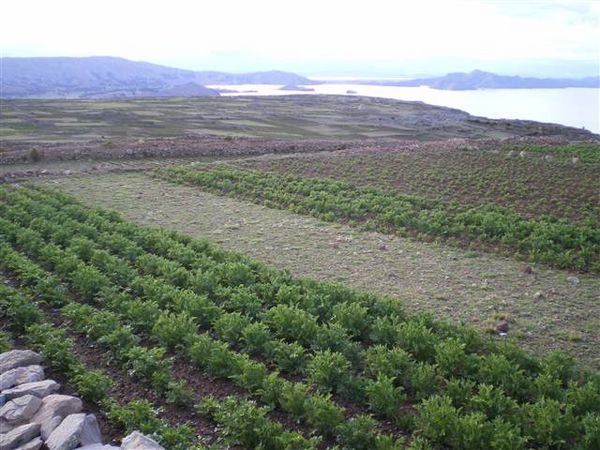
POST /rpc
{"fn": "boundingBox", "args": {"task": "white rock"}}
[567,276,580,284]
[0,423,41,450]
[121,431,165,450]
[0,366,44,391]
[79,414,102,447]
[0,394,42,424]
[31,394,83,440]
[45,413,85,450]
[13,437,43,450]
[77,445,119,450]
[45,413,102,450]
[0,351,42,375]
[2,380,60,401]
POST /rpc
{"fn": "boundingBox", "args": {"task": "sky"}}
[1,0,599,77]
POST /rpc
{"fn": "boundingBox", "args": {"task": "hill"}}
[0,56,312,98]
[365,69,600,90]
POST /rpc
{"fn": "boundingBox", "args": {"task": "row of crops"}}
[153,166,600,272]
[1,184,599,449]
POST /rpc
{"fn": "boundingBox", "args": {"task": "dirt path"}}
[43,172,600,368]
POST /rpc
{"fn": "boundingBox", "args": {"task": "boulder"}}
[0,366,44,391]
[0,351,42,375]
[121,431,165,450]
[0,423,41,450]
[13,437,43,450]
[0,394,42,424]
[45,413,102,450]
[2,380,60,401]
[78,445,119,450]
[0,393,6,408]
[31,395,83,440]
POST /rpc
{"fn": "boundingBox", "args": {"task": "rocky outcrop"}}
[0,350,165,450]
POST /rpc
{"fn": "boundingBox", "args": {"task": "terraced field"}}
[2,184,599,450]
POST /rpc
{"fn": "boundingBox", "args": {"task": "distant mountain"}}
[362,70,600,90]
[0,56,313,98]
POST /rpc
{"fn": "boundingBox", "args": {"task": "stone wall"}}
[1,350,165,450]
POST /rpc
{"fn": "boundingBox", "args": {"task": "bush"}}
[522,398,579,448]
[338,415,379,450]
[279,382,310,420]
[241,322,272,355]
[213,312,251,346]
[435,337,476,378]
[365,345,412,380]
[257,371,285,408]
[307,350,351,393]
[166,380,193,407]
[270,340,306,374]
[74,370,113,403]
[232,359,268,392]
[331,302,369,337]
[125,346,172,389]
[366,375,406,419]
[304,392,344,437]
[582,413,600,449]
[151,311,196,352]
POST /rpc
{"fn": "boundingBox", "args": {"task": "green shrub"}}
[582,413,600,449]
[446,378,476,408]
[166,380,193,407]
[213,312,251,346]
[435,337,476,378]
[408,362,440,400]
[338,415,379,450]
[206,341,245,379]
[279,382,310,420]
[126,299,161,335]
[489,418,528,450]
[241,322,272,355]
[264,304,318,345]
[307,350,351,393]
[270,340,306,374]
[522,398,579,448]
[331,301,369,337]
[0,331,10,353]
[125,346,172,389]
[151,311,196,352]
[416,395,458,446]
[232,358,268,392]
[470,384,519,422]
[74,369,113,403]
[366,375,406,419]
[304,392,344,437]
[257,371,285,408]
[365,345,412,380]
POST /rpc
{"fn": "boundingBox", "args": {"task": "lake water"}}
[208,83,600,134]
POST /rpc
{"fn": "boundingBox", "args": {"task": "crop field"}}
[153,147,600,272]
[2,184,600,450]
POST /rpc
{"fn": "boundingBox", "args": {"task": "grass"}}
[44,172,600,368]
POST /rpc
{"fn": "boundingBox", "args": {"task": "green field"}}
[1,96,599,449]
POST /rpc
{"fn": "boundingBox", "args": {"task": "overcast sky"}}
[1,0,599,76]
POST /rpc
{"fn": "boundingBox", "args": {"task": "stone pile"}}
[1,350,165,450]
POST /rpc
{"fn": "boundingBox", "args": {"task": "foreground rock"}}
[0,351,43,375]
[0,422,41,450]
[45,413,102,450]
[2,380,60,401]
[0,349,165,450]
[31,394,83,440]
[0,366,45,392]
[120,431,164,450]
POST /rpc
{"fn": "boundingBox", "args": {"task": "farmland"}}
[1,96,599,449]
[2,184,599,449]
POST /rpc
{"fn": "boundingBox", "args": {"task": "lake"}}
[208,83,600,134]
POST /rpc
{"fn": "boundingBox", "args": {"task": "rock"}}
[0,366,45,391]
[572,156,579,164]
[519,151,526,158]
[496,319,509,334]
[0,423,41,450]
[121,431,165,450]
[79,414,102,447]
[0,395,43,424]
[0,394,5,408]
[31,394,82,440]
[46,413,101,450]
[567,276,580,284]
[2,380,60,401]
[534,291,544,299]
[78,445,119,450]
[13,437,43,450]
[0,351,42,375]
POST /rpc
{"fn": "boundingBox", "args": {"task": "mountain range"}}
[1,57,598,98]
[0,56,313,98]
[355,70,600,90]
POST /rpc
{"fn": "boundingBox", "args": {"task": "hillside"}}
[0,56,312,98]
[353,70,600,90]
